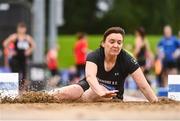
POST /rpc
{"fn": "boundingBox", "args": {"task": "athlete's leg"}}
[48,84,84,100]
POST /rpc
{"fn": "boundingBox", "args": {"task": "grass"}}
[57,35,162,68]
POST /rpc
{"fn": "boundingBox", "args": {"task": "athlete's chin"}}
[110,52,120,56]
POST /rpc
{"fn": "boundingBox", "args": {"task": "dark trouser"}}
[10,56,27,89]
[76,64,85,78]
[156,72,163,87]
[176,58,180,73]
[50,69,59,76]
[163,60,177,69]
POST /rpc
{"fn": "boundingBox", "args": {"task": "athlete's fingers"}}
[111,90,119,93]
[106,90,118,94]
[108,93,117,97]
[102,93,117,98]
[102,90,118,98]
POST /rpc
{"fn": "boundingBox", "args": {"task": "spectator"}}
[3,41,15,67]
[133,27,154,85]
[74,32,88,79]
[46,47,59,77]
[3,22,35,90]
[176,31,180,73]
[157,25,180,87]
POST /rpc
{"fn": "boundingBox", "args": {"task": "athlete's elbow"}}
[86,74,94,82]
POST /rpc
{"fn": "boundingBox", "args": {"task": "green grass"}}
[57,35,162,68]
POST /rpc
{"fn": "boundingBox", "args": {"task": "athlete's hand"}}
[101,90,119,98]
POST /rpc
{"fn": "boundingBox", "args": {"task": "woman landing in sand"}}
[49,27,158,103]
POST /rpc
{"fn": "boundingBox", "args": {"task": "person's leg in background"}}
[162,61,178,87]
[76,64,85,78]
[19,58,29,91]
[10,57,23,90]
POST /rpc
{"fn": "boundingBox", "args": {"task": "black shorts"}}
[77,78,123,100]
[77,78,90,91]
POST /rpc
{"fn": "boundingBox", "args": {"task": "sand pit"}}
[0,92,180,120]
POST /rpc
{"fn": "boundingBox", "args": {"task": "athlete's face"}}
[102,33,123,56]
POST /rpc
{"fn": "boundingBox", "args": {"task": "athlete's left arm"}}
[131,67,158,103]
[25,35,36,56]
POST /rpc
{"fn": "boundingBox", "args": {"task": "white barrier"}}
[0,73,19,98]
[168,75,180,101]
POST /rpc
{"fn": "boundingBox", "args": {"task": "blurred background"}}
[0,0,180,97]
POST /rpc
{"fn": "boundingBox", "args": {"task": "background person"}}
[175,31,180,73]
[46,47,61,89]
[3,22,35,90]
[46,47,59,77]
[74,32,88,79]
[133,27,154,85]
[157,25,180,87]
[3,41,15,68]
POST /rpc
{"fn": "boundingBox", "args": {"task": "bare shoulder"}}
[26,34,34,41]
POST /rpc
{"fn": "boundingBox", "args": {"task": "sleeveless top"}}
[14,36,30,60]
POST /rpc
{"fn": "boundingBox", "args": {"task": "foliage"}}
[60,0,180,34]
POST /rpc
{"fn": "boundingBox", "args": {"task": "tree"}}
[60,0,98,34]
[60,0,180,34]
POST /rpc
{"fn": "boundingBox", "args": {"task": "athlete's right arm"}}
[3,34,16,48]
[131,67,158,103]
[85,61,117,98]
